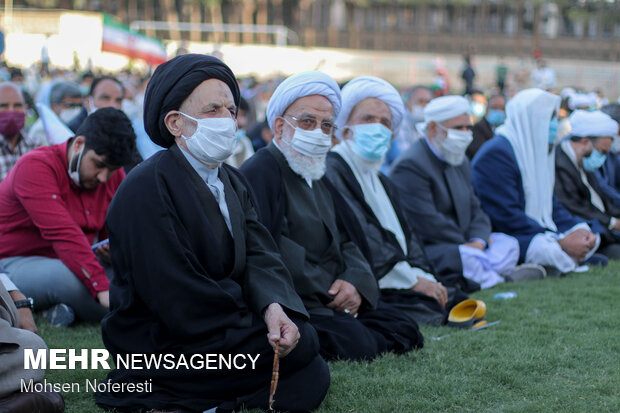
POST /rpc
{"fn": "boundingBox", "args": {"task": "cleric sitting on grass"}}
[325,76,470,326]
[241,71,423,361]
[96,54,329,413]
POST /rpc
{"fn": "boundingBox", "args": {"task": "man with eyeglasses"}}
[241,71,423,361]
[390,96,539,291]
[554,110,620,259]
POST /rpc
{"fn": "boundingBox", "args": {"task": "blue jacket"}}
[471,135,588,261]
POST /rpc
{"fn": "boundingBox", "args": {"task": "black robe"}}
[240,143,423,360]
[96,144,329,413]
[325,152,468,326]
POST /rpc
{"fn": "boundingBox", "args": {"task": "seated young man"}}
[96,55,329,413]
[326,76,469,326]
[0,108,136,326]
[241,71,423,361]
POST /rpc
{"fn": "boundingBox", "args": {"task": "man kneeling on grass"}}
[0,108,135,327]
[96,55,329,413]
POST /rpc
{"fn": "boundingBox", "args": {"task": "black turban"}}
[143,54,240,148]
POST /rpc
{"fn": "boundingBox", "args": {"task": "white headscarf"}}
[266,71,341,130]
[495,88,561,231]
[335,76,404,139]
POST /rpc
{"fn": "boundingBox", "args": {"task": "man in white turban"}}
[472,89,604,276]
[554,110,620,259]
[390,96,539,291]
[241,71,423,361]
[326,76,470,326]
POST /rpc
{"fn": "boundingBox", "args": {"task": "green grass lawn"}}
[39,262,620,413]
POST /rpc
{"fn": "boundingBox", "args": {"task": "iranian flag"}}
[101,14,167,65]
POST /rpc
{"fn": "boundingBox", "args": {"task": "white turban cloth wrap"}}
[569,110,619,138]
[266,71,342,130]
[335,76,405,139]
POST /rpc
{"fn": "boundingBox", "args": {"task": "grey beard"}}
[280,137,327,181]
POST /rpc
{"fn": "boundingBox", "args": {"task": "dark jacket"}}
[326,151,477,292]
[389,138,491,277]
[555,146,620,243]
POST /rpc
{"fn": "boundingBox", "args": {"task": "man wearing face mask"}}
[325,76,470,326]
[241,71,423,361]
[0,82,39,181]
[472,89,603,276]
[594,104,620,208]
[554,110,620,259]
[467,94,506,160]
[390,96,535,291]
[0,108,135,327]
[29,81,83,145]
[387,86,433,168]
[66,76,124,133]
[97,55,329,413]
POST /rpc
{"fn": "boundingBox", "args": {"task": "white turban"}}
[423,95,471,124]
[266,71,341,130]
[569,110,619,138]
[568,93,596,110]
[335,76,405,139]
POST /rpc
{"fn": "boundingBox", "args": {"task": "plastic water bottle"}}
[494,291,517,300]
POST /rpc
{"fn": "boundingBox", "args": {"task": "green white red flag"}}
[101,14,167,65]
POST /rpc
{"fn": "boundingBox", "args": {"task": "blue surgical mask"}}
[350,123,393,161]
[471,102,487,118]
[582,149,607,171]
[235,129,247,141]
[486,109,506,127]
[548,118,559,144]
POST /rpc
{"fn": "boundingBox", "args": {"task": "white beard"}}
[279,133,327,181]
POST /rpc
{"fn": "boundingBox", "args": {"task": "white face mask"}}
[436,124,473,166]
[411,105,425,123]
[68,146,85,186]
[59,106,82,124]
[283,119,331,158]
[180,112,237,165]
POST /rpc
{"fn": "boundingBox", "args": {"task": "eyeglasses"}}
[284,114,336,135]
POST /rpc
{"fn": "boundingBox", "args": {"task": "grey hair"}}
[50,82,82,105]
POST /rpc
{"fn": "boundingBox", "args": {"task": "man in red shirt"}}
[0,107,136,326]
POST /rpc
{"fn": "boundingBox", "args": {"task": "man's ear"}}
[427,121,437,138]
[72,135,86,152]
[164,111,183,138]
[273,116,285,140]
[342,126,353,141]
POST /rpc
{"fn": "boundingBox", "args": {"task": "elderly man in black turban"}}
[95,55,329,413]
